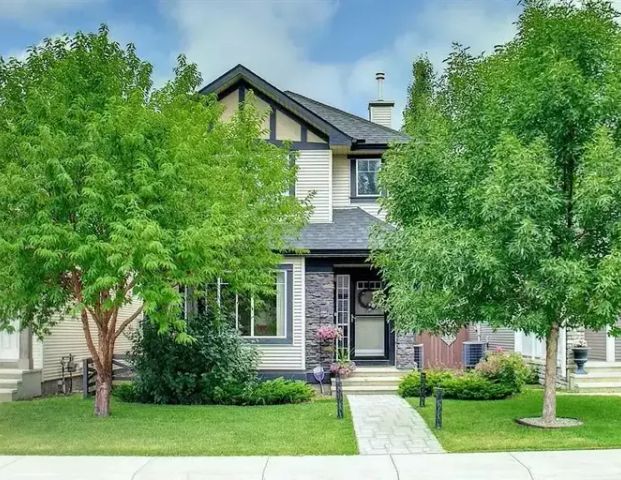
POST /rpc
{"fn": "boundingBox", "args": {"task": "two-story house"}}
[201,65,417,381]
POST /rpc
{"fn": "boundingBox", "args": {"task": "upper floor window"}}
[355,158,381,197]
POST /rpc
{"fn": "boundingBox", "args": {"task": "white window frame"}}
[355,158,381,198]
[234,269,288,339]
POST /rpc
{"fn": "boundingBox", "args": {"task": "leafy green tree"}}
[402,56,434,135]
[373,0,621,425]
[0,27,307,416]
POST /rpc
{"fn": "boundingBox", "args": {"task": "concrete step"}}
[0,378,21,389]
[0,369,25,380]
[572,381,621,390]
[341,385,399,395]
[570,372,621,382]
[0,388,17,402]
[353,367,409,376]
[342,376,403,386]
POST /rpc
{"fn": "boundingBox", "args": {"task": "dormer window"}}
[355,158,381,197]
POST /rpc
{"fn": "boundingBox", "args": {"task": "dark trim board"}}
[199,64,350,146]
[269,140,330,150]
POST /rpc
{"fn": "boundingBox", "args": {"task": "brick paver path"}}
[347,394,445,455]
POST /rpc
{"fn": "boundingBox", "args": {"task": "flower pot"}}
[572,347,589,375]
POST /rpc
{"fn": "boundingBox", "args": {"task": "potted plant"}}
[330,348,356,378]
[572,339,589,375]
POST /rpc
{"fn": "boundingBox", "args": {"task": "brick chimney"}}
[368,72,394,129]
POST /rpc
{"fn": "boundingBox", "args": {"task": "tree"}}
[373,0,621,425]
[0,26,307,416]
[402,56,434,135]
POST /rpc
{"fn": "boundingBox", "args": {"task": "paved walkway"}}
[347,394,444,454]
[3,450,621,479]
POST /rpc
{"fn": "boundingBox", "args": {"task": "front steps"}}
[340,366,409,395]
[0,368,42,402]
[568,362,621,392]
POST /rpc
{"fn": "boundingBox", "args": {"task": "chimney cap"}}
[375,72,385,80]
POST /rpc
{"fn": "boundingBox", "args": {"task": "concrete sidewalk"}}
[1,450,621,480]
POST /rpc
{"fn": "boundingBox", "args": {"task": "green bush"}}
[441,373,515,400]
[474,350,531,393]
[398,369,454,397]
[129,313,259,405]
[245,378,314,405]
[112,382,138,403]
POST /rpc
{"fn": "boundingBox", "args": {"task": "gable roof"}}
[284,91,409,146]
[200,64,409,148]
[199,64,351,146]
[287,207,392,252]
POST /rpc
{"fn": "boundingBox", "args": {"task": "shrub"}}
[129,313,259,405]
[112,382,138,403]
[245,378,314,405]
[441,373,515,400]
[474,351,530,392]
[398,369,454,397]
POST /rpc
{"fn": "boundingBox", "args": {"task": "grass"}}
[0,395,357,456]
[410,389,621,452]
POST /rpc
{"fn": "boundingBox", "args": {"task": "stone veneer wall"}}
[395,333,418,370]
[305,272,335,369]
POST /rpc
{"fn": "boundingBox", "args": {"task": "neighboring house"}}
[0,301,142,401]
[199,65,421,380]
[473,323,621,391]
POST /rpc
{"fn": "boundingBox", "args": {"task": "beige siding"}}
[585,329,607,361]
[249,94,271,139]
[307,130,327,144]
[275,109,302,141]
[41,299,142,382]
[296,150,332,223]
[257,256,305,371]
[32,338,43,369]
[470,323,515,352]
[219,89,238,122]
[369,105,392,129]
[332,155,350,207]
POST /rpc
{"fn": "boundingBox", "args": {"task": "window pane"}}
[357,159,380,196]
[253,271,286,337]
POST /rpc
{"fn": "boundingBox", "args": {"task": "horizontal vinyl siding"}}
[257,256,305,371]
[296,150,332,223]
[585,329,607,361]
[332,155,349,207]
[41,299,142,382]
[358,202,385,220]
[475,323,515,352]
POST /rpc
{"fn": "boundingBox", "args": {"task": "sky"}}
[0,0,528,128]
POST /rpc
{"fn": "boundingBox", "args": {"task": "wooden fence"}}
[82,354,134,398]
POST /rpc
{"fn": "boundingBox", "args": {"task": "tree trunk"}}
[94,357,113,417]
[542,322,559,425]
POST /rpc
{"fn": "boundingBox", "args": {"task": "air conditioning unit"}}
[463,341,487,368]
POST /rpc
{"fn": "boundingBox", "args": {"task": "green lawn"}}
[410,389,621,452]
[0,395,357,456]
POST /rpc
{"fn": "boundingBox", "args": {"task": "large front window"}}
[236,270,286,338]
[356,158,381,197]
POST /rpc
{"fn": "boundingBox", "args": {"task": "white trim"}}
[514,330,523,354]
[606,325,616,362]
[239,269,288,340]
[559,326,567,375]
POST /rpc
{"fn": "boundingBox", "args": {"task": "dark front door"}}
[349,272,389,360]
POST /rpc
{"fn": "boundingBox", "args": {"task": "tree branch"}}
[114,304,144,340]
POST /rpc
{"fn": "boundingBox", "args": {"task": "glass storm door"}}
[352,280,386,358]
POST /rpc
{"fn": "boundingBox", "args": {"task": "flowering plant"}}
[330,360,356,378]
[573,339,588,348]
[316,325,342,342]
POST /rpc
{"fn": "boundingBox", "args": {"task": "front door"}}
[351,275,388,360]
[0,321,19,361]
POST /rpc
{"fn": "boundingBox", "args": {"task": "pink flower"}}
[316,325,342,342]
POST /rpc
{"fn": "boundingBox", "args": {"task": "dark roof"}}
[285,91,410,145]
[199,64,410,148]
[288,208,392,252]
[199,65,351,146]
